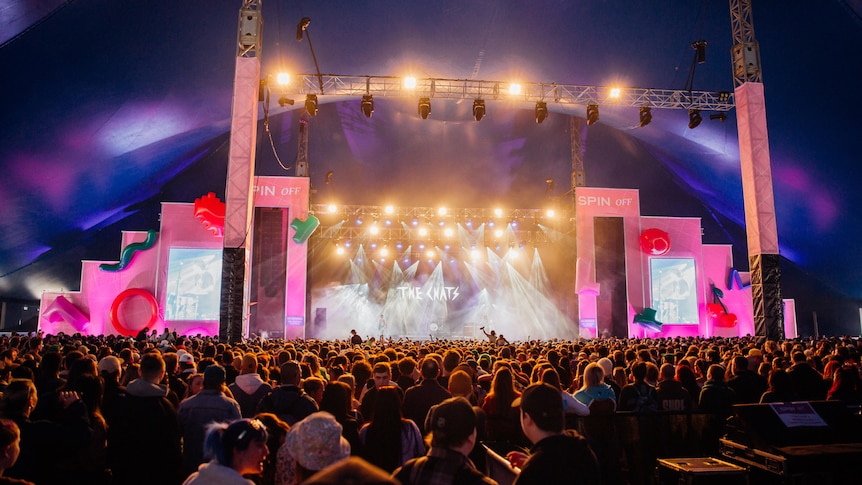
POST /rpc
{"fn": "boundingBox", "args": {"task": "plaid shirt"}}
[393,447,497,485]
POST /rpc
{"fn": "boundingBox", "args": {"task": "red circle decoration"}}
[639,228,671,255]
[109,288,159,336]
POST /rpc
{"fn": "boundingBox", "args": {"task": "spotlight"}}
[710,112,728,122]
[361,94,374,118]
[472,99,486,121]
[586,103,599,125]
[717,91,731,103]
[296,17,310,41]
[305,94,318,116]
[278,95,295,108]
[688,109,702,129]
[639,106,652,127]
[692,40,707,64]
[418,97,431,119]
[535,101,548,124]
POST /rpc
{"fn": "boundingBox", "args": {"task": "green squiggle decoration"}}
[99,230,158,272]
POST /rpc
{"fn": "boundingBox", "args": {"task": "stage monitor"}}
[650,257,698,324]
[164,248,222,321]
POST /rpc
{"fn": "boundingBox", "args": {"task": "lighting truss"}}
[288,74,735,111]
[311,204,566,245]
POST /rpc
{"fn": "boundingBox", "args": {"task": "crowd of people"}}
[0,329,858,484]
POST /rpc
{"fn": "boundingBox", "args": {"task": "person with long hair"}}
[183,418,269,485]
[358,386,423,473]
[0,419,32,485]
[827,365,862,408]
[319,381,362,456]
[574,363,616,410]
[481,367,522,443]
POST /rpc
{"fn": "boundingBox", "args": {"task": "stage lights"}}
[535,101,548,124]
[472,99,486,121]
[692,40,707,64]
[586,103,599,125]
[710,112,727,122]
[404,77,417,89]
[361,94,374,118]
[688,109,702,129]
[718,91,731,103]
[305,94,318,116]
[278,95,295,108]
[639,106,652,127]
[418,97,431,119]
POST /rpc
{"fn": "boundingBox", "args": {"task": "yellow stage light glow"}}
[546,209,555,217]
[369,224,379,235]
[404,77,417,89]
[438,207,447,216]
[444,227,454,237]
[494,208,503,218]
[276,73,290,85]
[426,250,435,259]
[471,249,480,259]
[509,83,521,95]
[380,247,389,257]
[335,246,345,255]
[327,204,337,213]
[384,205,394,214]
[609,87,621,98]
[494,229,503,238]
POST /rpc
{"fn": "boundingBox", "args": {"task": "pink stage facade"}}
[39,177,311,339]
[574,187,796,339]
[38,180,795,340]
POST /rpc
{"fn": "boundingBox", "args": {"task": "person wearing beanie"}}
[178,365,242,475]
[394,397,496,485]
[507,383,599,484]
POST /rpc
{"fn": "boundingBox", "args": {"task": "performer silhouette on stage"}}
[378,313,386,340]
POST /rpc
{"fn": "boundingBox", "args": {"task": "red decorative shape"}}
[639,228,671,255]
[194,192,225,237]
[109,288,159,336]
[707,303,726,319]
[716,313,738,328]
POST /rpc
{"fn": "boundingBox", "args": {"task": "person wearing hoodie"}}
[573,363,616,410]
[106,351,184,485]
[229,354,273,418]
[506,383,599,484]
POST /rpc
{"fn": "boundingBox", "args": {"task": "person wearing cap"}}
[507,383,599,485]
[183,418,269,485]
[394,397,496,485]
[178,365,242,475]
[275,411,351,485]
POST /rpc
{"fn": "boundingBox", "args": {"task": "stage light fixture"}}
[278,95,295,108]
[305,94,318,116]
[508,83,521,95]
[586,103,599,125]
[692,40,707,64]
[609,87,621,99]
[276,73,290,85]
[535,101,548,124]
[710,112,728,122]
[718,91,730,103]
[472,99,486,121]
[404,77,417,89]
[418,97,431,119]
[639,106,652,127]
[361,94,374,118]
[688,109,702,129]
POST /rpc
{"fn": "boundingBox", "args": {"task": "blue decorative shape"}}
[99,230,158,272]
[727,268,751,290]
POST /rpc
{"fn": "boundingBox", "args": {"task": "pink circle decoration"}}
[109,288,159,336]
[639,228,671,255]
